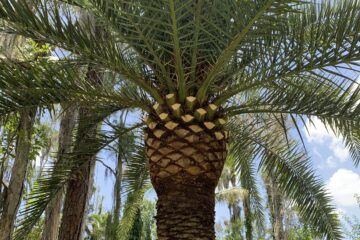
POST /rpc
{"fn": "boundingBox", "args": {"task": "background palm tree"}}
[0,30,48,240]
[0,108,36,240]
[264,173,285,240]
[41,103,78,240]
[0,0,360,239]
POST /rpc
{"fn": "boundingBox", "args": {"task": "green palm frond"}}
[196,0,305,102]
[14,113,142,239]
[0,0,163,101]
[216,187,248,205]
[118,143,151,240]
[0,58,151,114]
[228,134,265,234]
[227,73,360,166]
[229,116,342,239]
[216,0,360,104]
[259,143,341,240]
[227,75,359,119]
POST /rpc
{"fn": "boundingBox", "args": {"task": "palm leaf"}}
[14,112,141,239]
[229,116,342,239]
[118,142,151,240]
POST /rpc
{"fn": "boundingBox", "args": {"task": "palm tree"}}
[106,112,137,238]
[216,159,245,238]
[0,109,36,240]
[0,30,43,240]
[1,0,360,239]
[0,115,18,212]
[57,67,101,240]
[264,173,284,240]
[41,103,78,240]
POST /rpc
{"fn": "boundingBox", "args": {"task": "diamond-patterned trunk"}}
[145,119,227,239]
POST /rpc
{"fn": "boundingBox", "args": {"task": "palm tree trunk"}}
[114,144,123,223]
[0,108,36,240]
[243,194,252,240]
[80,155,96,239]
[0,117,17,212]
[229,176,241,224]
[58,67,100,240]
[145,120,227,239]
[58,105,97,240]
[41,104,77,240]
[265,175,284,240]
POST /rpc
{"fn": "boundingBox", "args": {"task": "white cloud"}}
[305,118,349,165]
[325,156,337,169]
[327,169,360,207]
[305,118,331,144]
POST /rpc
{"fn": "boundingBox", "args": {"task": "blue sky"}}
[304,117,360,217]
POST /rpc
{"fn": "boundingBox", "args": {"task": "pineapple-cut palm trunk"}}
[41,104,77,240]
[0,108,36,240]
[145,116,227,239]
[58,106,97,240]
[156,181,216,239]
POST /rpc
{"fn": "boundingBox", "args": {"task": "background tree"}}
[343,194,360,240]
[41,104,78,240]
[217,164,246,239]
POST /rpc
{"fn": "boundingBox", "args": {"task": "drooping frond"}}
[14,112,142,239]
[229,116,342,239]
[0,0,163,101]
[216,187,248,206]
[318,116,360,167]
[259,142,342,239]
[227,73,360,166]
[118,143,151,240]
[0,58,151,114]
[228,125,265,233]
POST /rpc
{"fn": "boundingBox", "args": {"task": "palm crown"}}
[0,0,360,239]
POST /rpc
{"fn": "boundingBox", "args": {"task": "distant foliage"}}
[343,195,360,240]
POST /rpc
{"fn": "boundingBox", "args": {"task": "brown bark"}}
[41,104,77,240]
[0,121,16,212]
[57,105,97,240]
[156,180,216,239]
[0,108,36,240]
[58,158,95,240]
[58,66,101,240]
[146,120,227,239]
